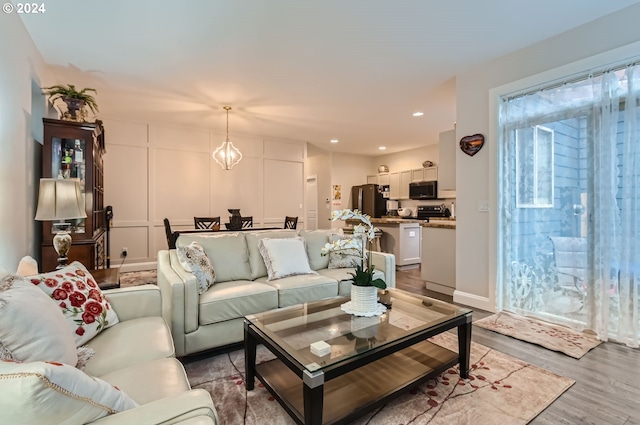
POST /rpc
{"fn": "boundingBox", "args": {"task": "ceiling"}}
[18,0,640,155]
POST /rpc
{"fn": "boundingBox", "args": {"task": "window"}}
[515,125,554,208]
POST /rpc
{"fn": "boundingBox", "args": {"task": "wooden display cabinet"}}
[40,118,107,272]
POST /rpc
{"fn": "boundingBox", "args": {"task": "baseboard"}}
[425,281,455,296]
[453,290,495,313]
[396,264,420,271]
[115,261,157,273]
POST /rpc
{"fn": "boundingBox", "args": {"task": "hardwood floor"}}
[395,268,640,425]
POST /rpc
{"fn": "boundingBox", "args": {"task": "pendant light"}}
[212,106,242,170]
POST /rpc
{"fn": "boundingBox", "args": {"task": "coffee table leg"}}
[458,315,472,379]
[303,369,324,425]
[244,320,257,391]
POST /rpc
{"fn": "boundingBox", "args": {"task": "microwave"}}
[409,181,438,200]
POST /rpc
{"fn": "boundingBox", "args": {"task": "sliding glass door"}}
[497,64,640,347]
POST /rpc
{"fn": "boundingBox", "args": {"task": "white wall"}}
[0,13,49,270]
[329,153,376,227]
[454,3,640,311]
[376,144,440,174]
[104,118,306,270]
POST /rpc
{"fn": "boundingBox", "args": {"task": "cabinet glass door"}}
[50,137,86,235]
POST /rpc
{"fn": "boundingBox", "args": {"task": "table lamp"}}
[35,178,86,269]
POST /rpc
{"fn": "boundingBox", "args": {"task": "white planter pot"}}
[350,285,379,315]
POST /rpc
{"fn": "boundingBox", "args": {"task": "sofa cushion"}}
[177,233,251,283]
[256,273,339,307]
[177,241,216,294]
[28,261,119,346]
[198,280,278,326]
[317,268,386,296]
[0,359,138,425]
[0,275,78,366]
[258,237,317,281]
[82,316,175,377]
[245,230,298,279]
[299,229,337,270]
[327,233,367,269]
[98,358,190,405]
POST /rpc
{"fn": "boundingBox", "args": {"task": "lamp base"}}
[53,230,72,269]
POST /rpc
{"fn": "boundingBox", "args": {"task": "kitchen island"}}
[370,218,424,270]
[421,220,456,295]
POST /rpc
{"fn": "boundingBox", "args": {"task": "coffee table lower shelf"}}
[255,339,458,425]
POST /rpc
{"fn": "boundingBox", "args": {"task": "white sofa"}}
[157,229,396,357]
[0,281,218,425]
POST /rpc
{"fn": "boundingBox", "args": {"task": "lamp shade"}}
[35,178,86,221]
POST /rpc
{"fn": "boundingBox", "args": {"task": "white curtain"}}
[498,63,640,347]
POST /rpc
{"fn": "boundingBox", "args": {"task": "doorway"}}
[305,176,318,231]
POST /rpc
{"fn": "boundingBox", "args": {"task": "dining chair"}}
[241,216,253,228]
[284,216,298,229]
[163,218,176,249]
[194,216,221,230]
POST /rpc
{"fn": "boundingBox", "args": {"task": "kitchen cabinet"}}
[399,170,411,199]
[378,222,421,269]
[40,118,107,272]
[411,166,438,182]
[389,172,400,199]
[438,129,456,190]
[366,173,389,186]
[421,226,456,295]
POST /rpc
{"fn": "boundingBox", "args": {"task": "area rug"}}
[183,332,574,425]
[474,311,602,359]
[119,270,157,288]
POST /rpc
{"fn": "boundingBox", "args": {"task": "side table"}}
[90,268,120,290]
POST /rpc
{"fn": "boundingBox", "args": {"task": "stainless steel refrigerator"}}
[351,184,386,218]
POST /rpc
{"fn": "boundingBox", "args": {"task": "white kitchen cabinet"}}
[438,129,456,190]
[389,172,400,199]
[399,170,411,199]
[366,173,390,186]
[421,226,456,295]
[411,167,438,182]
[378,222,421,269]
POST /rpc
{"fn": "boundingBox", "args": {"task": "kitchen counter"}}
[421,220,456,229]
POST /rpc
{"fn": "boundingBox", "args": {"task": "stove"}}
[417,205,451,220]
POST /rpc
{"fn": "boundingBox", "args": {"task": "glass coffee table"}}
[244,288,472,425]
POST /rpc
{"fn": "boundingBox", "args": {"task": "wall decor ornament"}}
[460,134,485,156]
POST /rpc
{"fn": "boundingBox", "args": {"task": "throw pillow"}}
[29,262,119,347]
[258,237,317,281]
[0,274,78,367]
[0,359,138,424]
[328,233,367,269]
[176,241,216,294]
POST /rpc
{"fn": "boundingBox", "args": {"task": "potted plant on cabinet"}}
[321,209,387,316]
[42,84,99,122]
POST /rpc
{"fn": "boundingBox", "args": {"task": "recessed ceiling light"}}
[412,112,424,117]
[379,146,386,150]
[330,139,339,143]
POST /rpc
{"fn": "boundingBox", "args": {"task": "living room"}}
[2,2,640,424]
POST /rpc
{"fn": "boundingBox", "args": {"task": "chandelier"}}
[212,106,242,170]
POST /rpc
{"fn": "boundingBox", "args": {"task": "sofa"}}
[157,229,396,357]
[0,260,218,425]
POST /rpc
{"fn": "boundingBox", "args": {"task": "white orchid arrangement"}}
[321,209,386,289]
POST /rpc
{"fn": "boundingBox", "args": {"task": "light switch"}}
[478,201,489,212]
[409,231,415,237]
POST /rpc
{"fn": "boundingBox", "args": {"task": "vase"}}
[349,284,379,315]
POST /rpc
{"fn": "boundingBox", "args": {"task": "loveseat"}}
[157,229,396,357]
[0,261,218,425]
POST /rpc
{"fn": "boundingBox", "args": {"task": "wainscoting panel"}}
[104,144,149,222]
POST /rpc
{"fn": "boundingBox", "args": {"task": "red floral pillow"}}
[29,262,119,346]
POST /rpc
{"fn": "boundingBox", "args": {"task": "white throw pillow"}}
[0,359,138,424]
[258,237,317,281]
[328,233,367,269]
[176,241,216,294]
[0,275,78,367]
[28,262,119,346]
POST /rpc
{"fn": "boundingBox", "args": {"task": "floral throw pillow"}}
[29,262,119,346]
[328,233,367,269]
[177,241,216,294]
